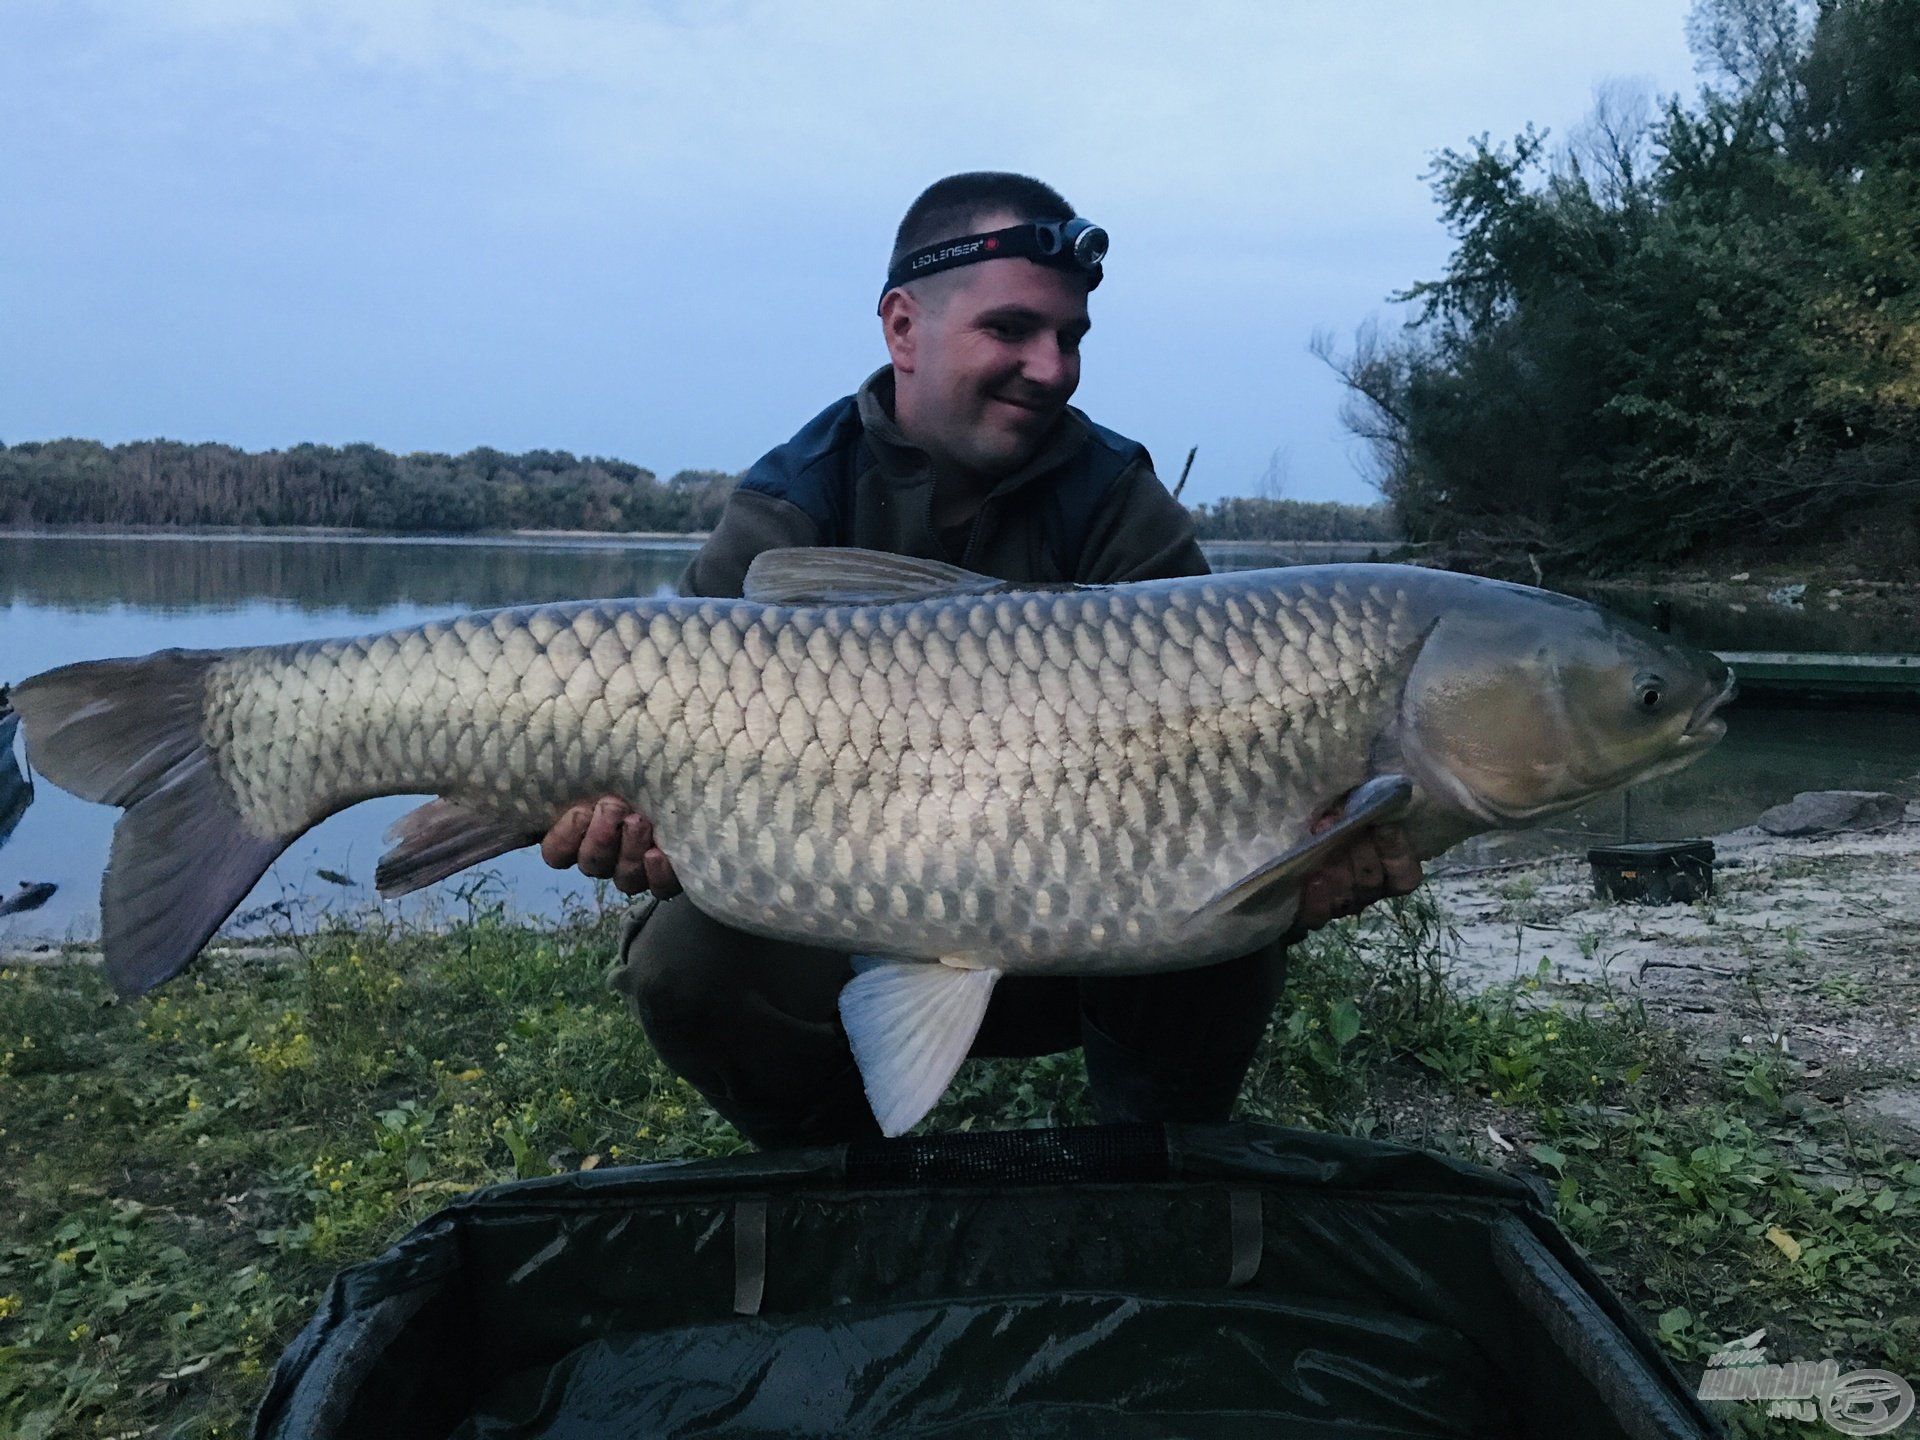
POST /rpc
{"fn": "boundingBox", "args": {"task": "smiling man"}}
[542,172,1421,1147]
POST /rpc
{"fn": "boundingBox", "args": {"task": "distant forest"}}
[0,438,1396,543]
[0,440,738,535]
[1325,0,1920,572]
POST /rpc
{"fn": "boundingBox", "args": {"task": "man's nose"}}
[1020,336,1076,392]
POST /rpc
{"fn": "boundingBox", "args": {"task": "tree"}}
[1321,0,1920,573]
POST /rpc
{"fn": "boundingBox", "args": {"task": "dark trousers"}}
[608,896,1288,1149]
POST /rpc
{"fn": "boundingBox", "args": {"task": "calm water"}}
[3,533,1916,943]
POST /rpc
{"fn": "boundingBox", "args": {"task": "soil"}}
[1428,806,1920,1151]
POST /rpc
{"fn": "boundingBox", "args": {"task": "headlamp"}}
[880,217,1108,309]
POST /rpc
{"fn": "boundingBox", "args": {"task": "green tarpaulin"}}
[254,1122,1719,1439]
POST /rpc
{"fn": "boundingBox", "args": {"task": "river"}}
[3,532,1916,945]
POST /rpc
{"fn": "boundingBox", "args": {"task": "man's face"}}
[885,218,1092,481]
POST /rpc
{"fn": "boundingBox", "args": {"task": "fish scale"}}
[194,570,1417,973]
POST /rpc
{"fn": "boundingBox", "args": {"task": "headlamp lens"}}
[1066,220,1109,269]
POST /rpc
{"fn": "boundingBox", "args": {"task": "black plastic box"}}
[1588,840,1716,904]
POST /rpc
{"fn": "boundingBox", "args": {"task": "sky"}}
[2,2,1703,506]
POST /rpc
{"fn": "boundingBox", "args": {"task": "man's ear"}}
[879,288,918,373]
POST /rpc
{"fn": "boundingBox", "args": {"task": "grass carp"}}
[12,548,1735,1134]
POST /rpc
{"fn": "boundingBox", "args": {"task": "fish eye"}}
[1636,675,1664,712]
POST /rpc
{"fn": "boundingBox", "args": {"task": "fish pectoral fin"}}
[744,548,1012,606]
[374,799,540,898]
[839,957,1001,1137]
[1190,773,1417,928]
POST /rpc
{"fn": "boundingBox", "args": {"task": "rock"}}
[1766,583,1807,608]
[1729,571,1751,582]
[1859,1087,1920,1142]
[1757,790,1907,837]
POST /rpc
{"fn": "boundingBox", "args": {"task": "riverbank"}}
[1431,808,1920,1145]
[3,832,1916,1435]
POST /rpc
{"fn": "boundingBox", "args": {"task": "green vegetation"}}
[2,890,1913,1437]
[0,438,1395,544]
[1329,0,1920,573]
[0,440,737,534]
[1186,495,1397,543]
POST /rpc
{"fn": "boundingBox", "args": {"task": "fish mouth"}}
[1684,668,1739,741]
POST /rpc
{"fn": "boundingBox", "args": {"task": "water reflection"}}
[0,532,699,616]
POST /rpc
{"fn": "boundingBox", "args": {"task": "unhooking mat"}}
[253,1122,1720,1439]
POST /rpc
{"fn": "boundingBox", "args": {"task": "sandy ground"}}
[1428,804,1920,1148]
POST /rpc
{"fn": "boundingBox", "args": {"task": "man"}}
[542,172,1421,1147]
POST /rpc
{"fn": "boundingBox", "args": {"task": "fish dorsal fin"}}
[1190,774,1416,930]
[743,547,1008,605]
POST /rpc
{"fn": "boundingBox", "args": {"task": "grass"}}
[2,885,1915,1438]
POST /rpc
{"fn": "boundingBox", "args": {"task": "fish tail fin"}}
[11,651,289,996]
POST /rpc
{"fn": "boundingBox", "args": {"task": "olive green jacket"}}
[680,367,1207,599]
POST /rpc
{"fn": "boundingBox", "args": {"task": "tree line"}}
[0,437,1395,543]
[0,439,739,535]
[1325,0,1919,572]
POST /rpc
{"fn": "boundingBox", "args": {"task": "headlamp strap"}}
[881,220,1105,306]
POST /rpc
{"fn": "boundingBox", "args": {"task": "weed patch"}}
[1,887,1912,1437]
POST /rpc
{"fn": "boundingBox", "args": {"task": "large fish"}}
[12,549,1734,1134]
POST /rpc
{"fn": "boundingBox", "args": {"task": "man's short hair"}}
[889,172,1075,274]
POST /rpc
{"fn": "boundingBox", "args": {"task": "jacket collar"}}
[854,365,1092,502]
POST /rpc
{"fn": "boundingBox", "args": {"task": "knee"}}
[607,898,722,1035]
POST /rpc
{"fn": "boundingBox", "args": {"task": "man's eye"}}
[987,322,1023,340]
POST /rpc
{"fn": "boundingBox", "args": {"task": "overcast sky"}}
[3,2,1702,506]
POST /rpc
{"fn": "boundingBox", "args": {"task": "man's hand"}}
[540,797,682,898]
[1292,819,1423,936]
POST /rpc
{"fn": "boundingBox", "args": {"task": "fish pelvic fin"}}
[1189,773,1417,930]
[11,651,288,996]
[376,798,540,898]
[839,957,1000,1137]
